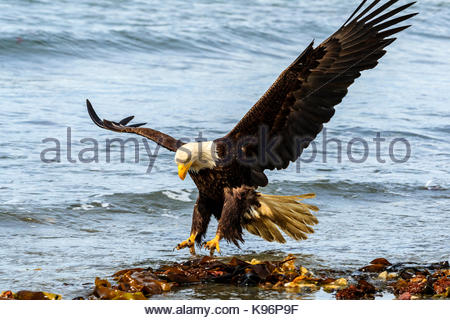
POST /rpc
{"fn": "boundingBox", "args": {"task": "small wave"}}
[424,179,448,191]
[268,179,441,196]
[3,198,22,204]
[70,201,111,211]
[409,29,450,41]
[161,213,179,219]
[0,154,28,160]
[382,130,443,141]
[72,204,94,211]
[18,120,59,126]
[162,190,193,202]
[332,126,439,141]
[0,28,238,60]
[80,228,101,233]
[73,190,196,214]
[0,32,127,59]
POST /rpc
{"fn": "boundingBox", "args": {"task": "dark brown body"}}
[188,160,262,246]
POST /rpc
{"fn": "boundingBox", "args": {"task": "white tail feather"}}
[243,193,318,243]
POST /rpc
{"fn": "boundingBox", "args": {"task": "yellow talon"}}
[204,234,221,256]
[175,232,197,255]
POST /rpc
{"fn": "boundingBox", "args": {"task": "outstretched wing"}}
[86,99,181,152]
[223,0,417,173]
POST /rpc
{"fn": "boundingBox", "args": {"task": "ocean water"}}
[0,0,449,299]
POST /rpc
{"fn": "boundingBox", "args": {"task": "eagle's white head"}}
[174,141,217,180]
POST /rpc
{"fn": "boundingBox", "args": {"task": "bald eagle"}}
[86,0,416,255]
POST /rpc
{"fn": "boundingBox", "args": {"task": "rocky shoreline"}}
[2,255,449,300]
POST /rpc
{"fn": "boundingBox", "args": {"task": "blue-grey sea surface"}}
[0,0,449,299]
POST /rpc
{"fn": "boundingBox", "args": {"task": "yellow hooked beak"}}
[178,162,192,180]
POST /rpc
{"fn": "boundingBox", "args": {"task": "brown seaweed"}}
[0,290,61,300]
[2,255,449,300]
[336,279,376,300]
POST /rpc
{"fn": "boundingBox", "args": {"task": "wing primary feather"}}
[352,0,385,24]
[377,25,411,38]
[302,38,391,102]
[86,100,180,151]
[359,0,401,24]
[119,115,134,125]
[128,122,147,127]
[373,13,418,32]
[342,0,369,26]
[368,2,417,26]
[86,99,105,128]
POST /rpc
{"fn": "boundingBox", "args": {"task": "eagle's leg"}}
[175,232,197,254]
[203,187,250,256]
[205,186,256,255]
[204,232,222,256]
[176,195,212,255]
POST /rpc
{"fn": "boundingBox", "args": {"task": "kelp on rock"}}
[1,255,449,300]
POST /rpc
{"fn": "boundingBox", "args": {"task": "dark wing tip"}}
[342,0,370,26]
[344,0,417,28]
[86,100,148,133]
[86,99,105,128]
[119,115,135,125]
[128,122,147,127]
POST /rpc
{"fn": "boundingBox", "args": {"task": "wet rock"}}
[378,271,398,281]
[360,264,387,272]
[393,276,427,295]
[388,272,398,279]
[398,292,411,300]
[2,255,449,300]
[360,257,392,273]
[1,290,61,300]
[284,281,319,292]
[397,292,411,300]
[0,290,14,300]
[370,258,391,266]
[323,278,348,293]
[336,279,376,300]
[93,278,146,300]
[391,268,449,299]
[378,271,388,281]
[432,271,450,295]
